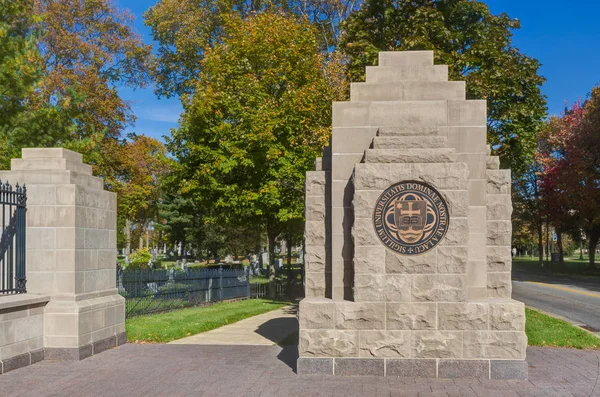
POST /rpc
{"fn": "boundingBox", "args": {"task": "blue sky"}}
[117,0,600,142]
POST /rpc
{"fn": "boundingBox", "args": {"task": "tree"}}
[145,0,355,99]
[116,135,170,252]
[0,0,77,168]
[341,0,547,174]
[539,88,600,271]
[169,11,337,290]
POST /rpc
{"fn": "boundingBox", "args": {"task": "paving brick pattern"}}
[0,345,598,397]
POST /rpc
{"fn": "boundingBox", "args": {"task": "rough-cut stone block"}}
[412,275,466,302]
[491,360,528,379]
[463,331,527,359]
[334,302,385,330]
[487,221,512,246]
[489,300,525,331]
[305,171,326,196]
[353,190,380,219]
[438,303,489,330]
[354,274,385,302]
[387,303,436,330]
[305,245,326,273]
[334,358,385,376]
[487,246,511,272]
[305,272,326,297]
[385,250,436,274]
[412,331,463,359]
[438,360,490,379]
[386,359,437,377]
[300,329,359,357]
[437,246,468,274]
[441,190,469,218]
[379,51,433,66]
[487,273,512,298]
[352,218,379,247]
[383,275,411,302]
[353,163,392,190]
[372,136,447,149]
[440,218,468,246]
[354,247,385,274]
[411,163,469,190]
[487,156,500,169]
[359,331,410,358]
[487,195,512,221]
[297,357,333,375]
[305,196,326,222]
[305,221,326,246]
[487,169,511,195]
[365,65,448,84]
[364,148,456,164]
[300,298,334,329]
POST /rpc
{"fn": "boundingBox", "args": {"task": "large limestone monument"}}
[299,51,527,379]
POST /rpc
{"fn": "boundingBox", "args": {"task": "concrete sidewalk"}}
[169,305,298,345]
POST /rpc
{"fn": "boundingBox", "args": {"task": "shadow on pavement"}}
[277,344,299,373]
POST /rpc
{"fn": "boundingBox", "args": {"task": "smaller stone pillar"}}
[0,148,126,360]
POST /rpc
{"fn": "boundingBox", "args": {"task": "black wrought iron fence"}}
[118,267,304,318]
[0,180,27,295]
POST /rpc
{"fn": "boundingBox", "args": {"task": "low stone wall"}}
[0,295,49,374]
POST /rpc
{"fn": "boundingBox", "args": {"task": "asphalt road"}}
[512,271,600,335]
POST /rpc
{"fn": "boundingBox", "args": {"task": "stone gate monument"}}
[299,51,527,379]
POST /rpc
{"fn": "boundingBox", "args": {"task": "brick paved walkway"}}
[0,344,598,396]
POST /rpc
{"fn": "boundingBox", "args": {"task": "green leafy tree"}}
[169,11,336,288]
[342,0,547,174]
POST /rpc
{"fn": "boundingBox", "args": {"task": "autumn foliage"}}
[537,87,600,270]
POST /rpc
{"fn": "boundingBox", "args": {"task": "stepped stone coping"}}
[371,136,447,149]
[366,65,449,83]
[378,51,434,67]
[364,148,456,164]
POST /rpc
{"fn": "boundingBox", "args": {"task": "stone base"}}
[297,358,528,379]
[44,332,127,361]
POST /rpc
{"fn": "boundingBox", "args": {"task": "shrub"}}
[127,248,153,270]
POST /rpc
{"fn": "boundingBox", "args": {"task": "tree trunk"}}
[138,223,144,251]
[588,232,598,272]
[557,230,564,271]
[286,236,292,266]
[124,219,131,255]
[267,225,277,299]
[537,223,543,264]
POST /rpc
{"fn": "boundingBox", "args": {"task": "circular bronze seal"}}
[373,181,449,255]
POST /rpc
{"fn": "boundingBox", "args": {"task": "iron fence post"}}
[218,267,223,302]
[245,266,251,298]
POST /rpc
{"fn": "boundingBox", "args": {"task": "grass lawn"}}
[513,257,600,279]
[525,307,600,349]
[126,299,289,343]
